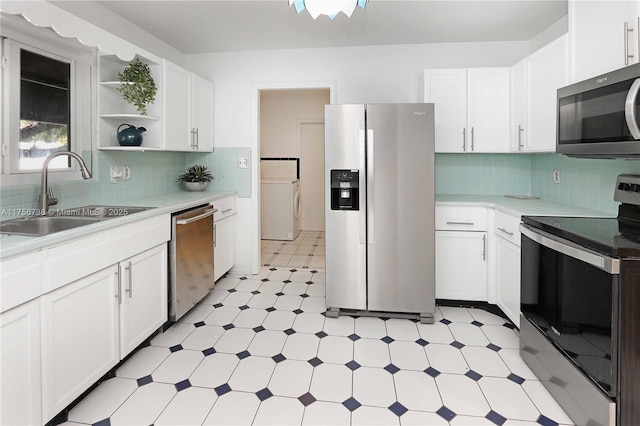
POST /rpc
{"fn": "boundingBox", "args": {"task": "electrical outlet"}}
[237,157,248,169]
[110,166,123,184]
[123,165,131,180]
[553,169,561,184]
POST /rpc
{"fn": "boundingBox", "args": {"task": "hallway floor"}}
[261,231,325,269]
[59,266,573,426]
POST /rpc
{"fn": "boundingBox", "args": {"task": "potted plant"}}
[117,58,157,116]
[177,165,214,191]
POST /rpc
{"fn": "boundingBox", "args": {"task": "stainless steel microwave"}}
[557,63,640,157]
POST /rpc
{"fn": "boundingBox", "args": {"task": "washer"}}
[261,178,301,240]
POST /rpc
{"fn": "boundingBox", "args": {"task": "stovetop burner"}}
[522,174,640,258]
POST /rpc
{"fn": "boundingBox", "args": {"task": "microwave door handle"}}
[625,78,640,139]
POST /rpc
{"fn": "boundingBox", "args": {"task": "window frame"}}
[1,15,96,186]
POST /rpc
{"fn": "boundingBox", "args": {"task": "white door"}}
[192,74,214,152]
[435,230,488,301]
[299,120,325,231]
[467,68,511,153]
[163,60,191,151]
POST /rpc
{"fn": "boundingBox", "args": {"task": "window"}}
[1,18,95,182]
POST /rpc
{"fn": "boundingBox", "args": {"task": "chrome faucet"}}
[39,151,92,214]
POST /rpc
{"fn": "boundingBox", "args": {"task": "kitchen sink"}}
[0,216,102,237]
[57,205,154,219]
[0,205,155,236]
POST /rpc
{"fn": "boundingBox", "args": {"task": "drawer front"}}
[1,251,44,313]
[494,209,521,246]
[212,196,236,221]
[435,206,487,231]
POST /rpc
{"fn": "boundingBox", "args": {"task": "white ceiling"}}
[79,0,568,54]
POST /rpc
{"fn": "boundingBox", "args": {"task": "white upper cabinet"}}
[163,60,214,152]
[420,68,510,153]
[569,0,640,82]
[511,35,568,153]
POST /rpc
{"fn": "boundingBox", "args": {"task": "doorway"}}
[259,88,329,269]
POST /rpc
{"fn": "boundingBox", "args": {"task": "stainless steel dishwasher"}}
[169,204,216,321]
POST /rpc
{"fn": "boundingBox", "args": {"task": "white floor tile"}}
[309,363,352,403]
[188,352,239,388]
[354,338,391,368]
[353,366,397,407]
[389,341,429,370]
[416,322,455,344]
[281,333,320,361]
[259,280,286,294]
[247,329,288,357]
[201,288,229,305]
[292,312,325,334]
[439,306,474,323]
[481,324,520,349]
[385,318,420,341]
[450,415,495,425]
[467,308,507,325]
[213,327,256,354]
[180,325,225,351]
[248,293,278,309]
[233,308,268,328]
[154,387,218,425]
[214,277,241,290]
[311,271,326,283]
[262,310,296,331]
[268,359,314,397]
[354,316,388,339]
[448,323,490,346]
[425,343,469,374]
[351,405,400,426]
[300,296,326,313]
[305,283,325,297]
[478,376,540,421]
[151,349,204,384]
[109,382,176,425]
[203,391,260,425]
[499,349,538,380]
[151,322,195,347]
[268,269,294,282]
[234,278,264,292]
[435,373,491,417]
[221,290,253,307]
[317,336,354,364]
[323,315,355,336]
[253,395,305,426]
[67,377,137,423]
[290,270,313,282]
[274,294,304,311]
[461,346,511,377]
[204,306,241,326]
[302,401,351,425]
[393,370,442,412]
[282,282,309,296]
[400,411,449,425]
[228,356,276,392]
[116,346,170,379]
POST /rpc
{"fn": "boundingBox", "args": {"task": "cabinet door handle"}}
[470,127,475,151]
[462,128,467,151]
[625,21,635,65]
[482,234,486,261]
[116,264,122,305]
[125,261,133,298]
[446,221,475,226]
[518,125,524,150]
[497,227,514,236]
[222,208,233,213]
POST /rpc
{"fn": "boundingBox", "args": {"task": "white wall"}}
[186,41,529,273]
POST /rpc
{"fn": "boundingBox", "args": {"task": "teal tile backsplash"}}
[0,147,251,217]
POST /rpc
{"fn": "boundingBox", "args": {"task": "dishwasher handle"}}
[176,208,216,225]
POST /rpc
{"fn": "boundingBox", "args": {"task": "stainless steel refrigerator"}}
[324,103,435,323]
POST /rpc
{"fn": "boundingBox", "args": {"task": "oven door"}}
[557,63,640,156]
[520,224,620,398]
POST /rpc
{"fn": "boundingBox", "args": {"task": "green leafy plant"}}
[177,165,214,183]
[117,58,157,116]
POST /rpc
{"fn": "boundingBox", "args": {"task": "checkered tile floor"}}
[261,231,325,269]
[59,267,574,426]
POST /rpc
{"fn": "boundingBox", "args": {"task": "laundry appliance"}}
[261,178,301,240]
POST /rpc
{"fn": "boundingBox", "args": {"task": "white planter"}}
[183,182,208,192]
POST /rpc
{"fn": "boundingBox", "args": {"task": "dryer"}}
[261,178,301,240]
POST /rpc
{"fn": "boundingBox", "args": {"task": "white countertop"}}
[0,190,236,259]
[436,194,612,218]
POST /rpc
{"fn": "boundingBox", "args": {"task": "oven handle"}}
[625,78,640,139]
[520,224,620,274]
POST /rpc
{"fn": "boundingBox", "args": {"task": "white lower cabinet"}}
[1,298,42,425]
[41,243,168,422]
[495,236,521,327]
[435,231,488,300]
[435,206,489,301]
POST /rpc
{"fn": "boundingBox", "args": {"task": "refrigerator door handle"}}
[359,129,366,245]
[367,128,374,245]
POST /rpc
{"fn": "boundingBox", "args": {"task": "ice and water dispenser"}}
[330,169,359,210]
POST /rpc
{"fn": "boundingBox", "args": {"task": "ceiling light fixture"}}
[289,0,367,19]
